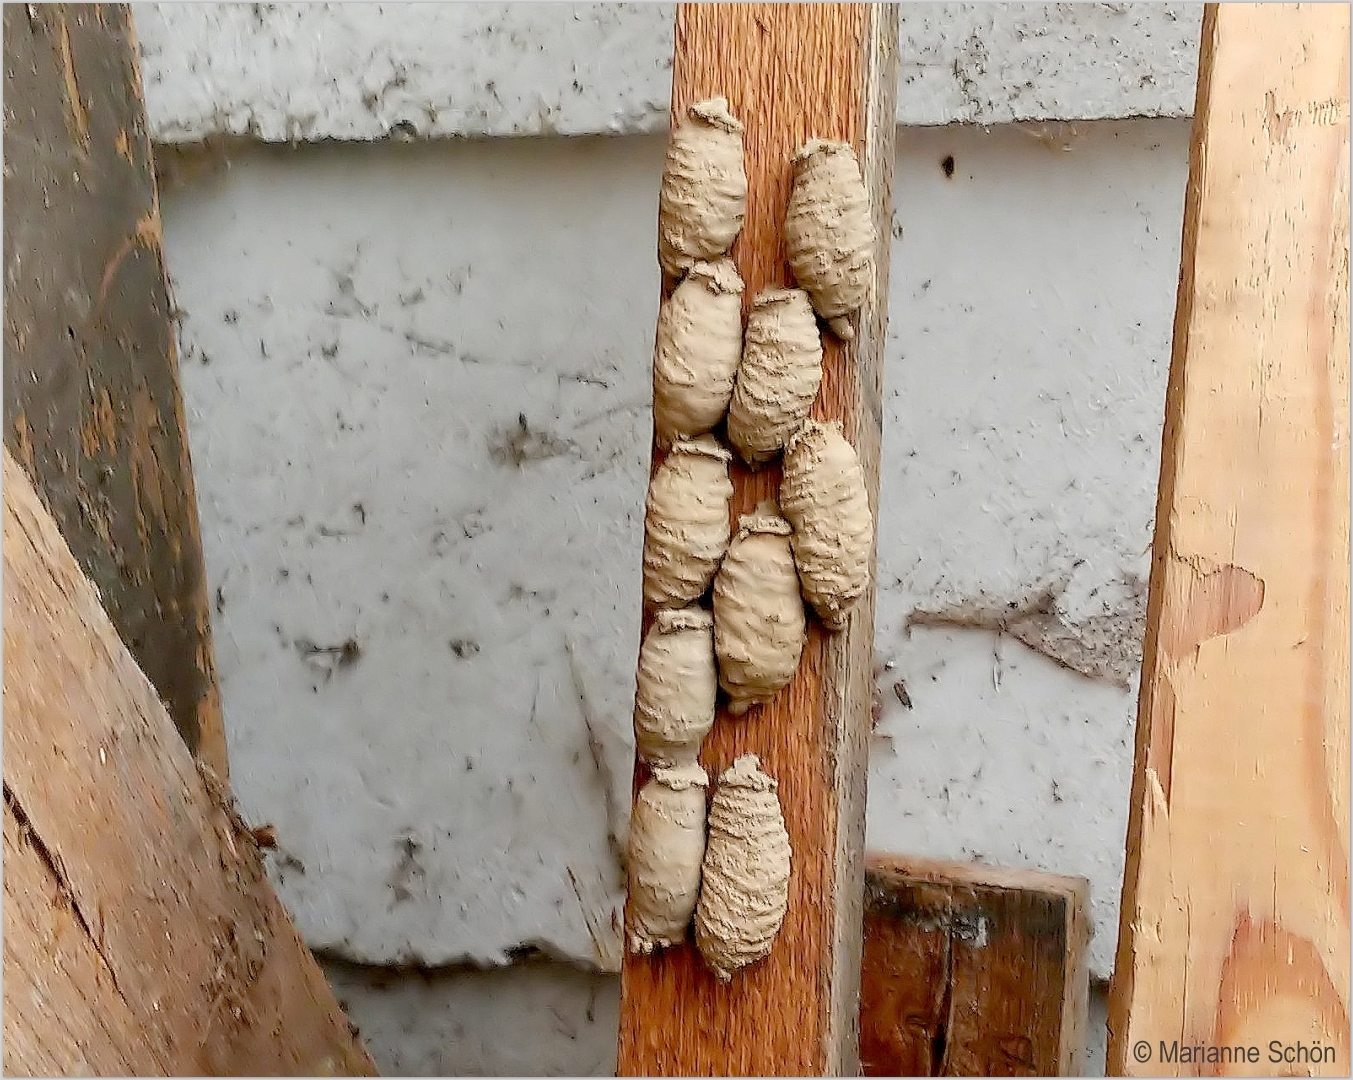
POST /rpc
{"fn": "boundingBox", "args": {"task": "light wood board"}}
[1107,4,1350,1074]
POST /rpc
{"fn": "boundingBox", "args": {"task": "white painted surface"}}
[136,3,1202,142]
[162,119,1189,982]
[164,136,662,969]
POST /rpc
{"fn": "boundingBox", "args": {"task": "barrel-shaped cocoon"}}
[780,419,874,631]
[726,288,824,466]
[643,434,734,609]
[652,257,745,447]
[695,755,792,981]
[633,607,717,766]
[657,98,748,278]
[712,502,806,714]
[784,139,876,341]
[626,762,710,955]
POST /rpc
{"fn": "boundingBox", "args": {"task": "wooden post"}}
[2,448,375,1076]
[1107,4,1350,1074]
[616,5,898,1074]
[860,856,1090,1077]
[2,4,228,774]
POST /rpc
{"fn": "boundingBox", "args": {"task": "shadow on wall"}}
[323,958,621,1077]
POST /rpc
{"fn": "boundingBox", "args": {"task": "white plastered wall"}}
[141,4,1201,1073]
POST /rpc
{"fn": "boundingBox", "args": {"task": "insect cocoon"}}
[657,98,748,278]
[643,434,734,609]
[652,258,745,447]
[784,139,876,341]
[726,288,824,466]
[626,762,709,955]
[780,419,874,631]
[712,501,806,714]
[633,606,717,766]
[695,754,792,981]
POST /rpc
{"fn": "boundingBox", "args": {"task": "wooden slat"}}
[616,5,897,1075]
[2,448,375,1077]
[860,856,1090,1077]
[2,3,228,774]
[1107,4,1350,1074]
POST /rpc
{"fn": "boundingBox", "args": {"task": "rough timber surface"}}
[2,3,227,774]
[1107,3,1351,1074]
[2,448,375,1076]
[860,855,1089,1077]
[616,5,896,1075]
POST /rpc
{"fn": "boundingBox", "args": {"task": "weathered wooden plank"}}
[2,448,375,1077]
[860,856,1090,1077]
[3,799,171,1077]
[1107,4,1350,1075]
[616,5,897,1075]
[2,3,227,774]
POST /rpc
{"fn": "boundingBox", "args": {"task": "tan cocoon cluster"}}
[633,607,717,766]
[726,288,824,466]
[626,762,709,955]
[695,755,792,981]
[652,258,745,447]
[643,434,734,609]
[784,139,876,341]
[780,420,874,631]
[712,502,806,715]
[657,98,748,278]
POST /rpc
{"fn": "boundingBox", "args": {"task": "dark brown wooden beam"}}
[861,855,1090,1077]
[2,3,227,773]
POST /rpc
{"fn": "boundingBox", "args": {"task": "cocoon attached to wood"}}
[695,754,792,981]
[633,606,717,766]
[626,762,710,955]
[784,139,876,341]
[643,434,734,609]
[712,501,806,714]
[726,287,824,466]
[657,98,748,278]
[652,257,745,447]
[780,419,874,631]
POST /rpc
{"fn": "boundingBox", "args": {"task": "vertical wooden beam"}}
[3,448,375,1076]
[617,5,897,1074]
[860,856,1089,1077]
[2,4,228,774]
[1107,4,1350,1074]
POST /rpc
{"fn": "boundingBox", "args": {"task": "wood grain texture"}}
[2,448,375,1077]
[1107,4,1350,1074]
[2,3,227,774]
[860,856,1090,1077]
[617,5,897,1075]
